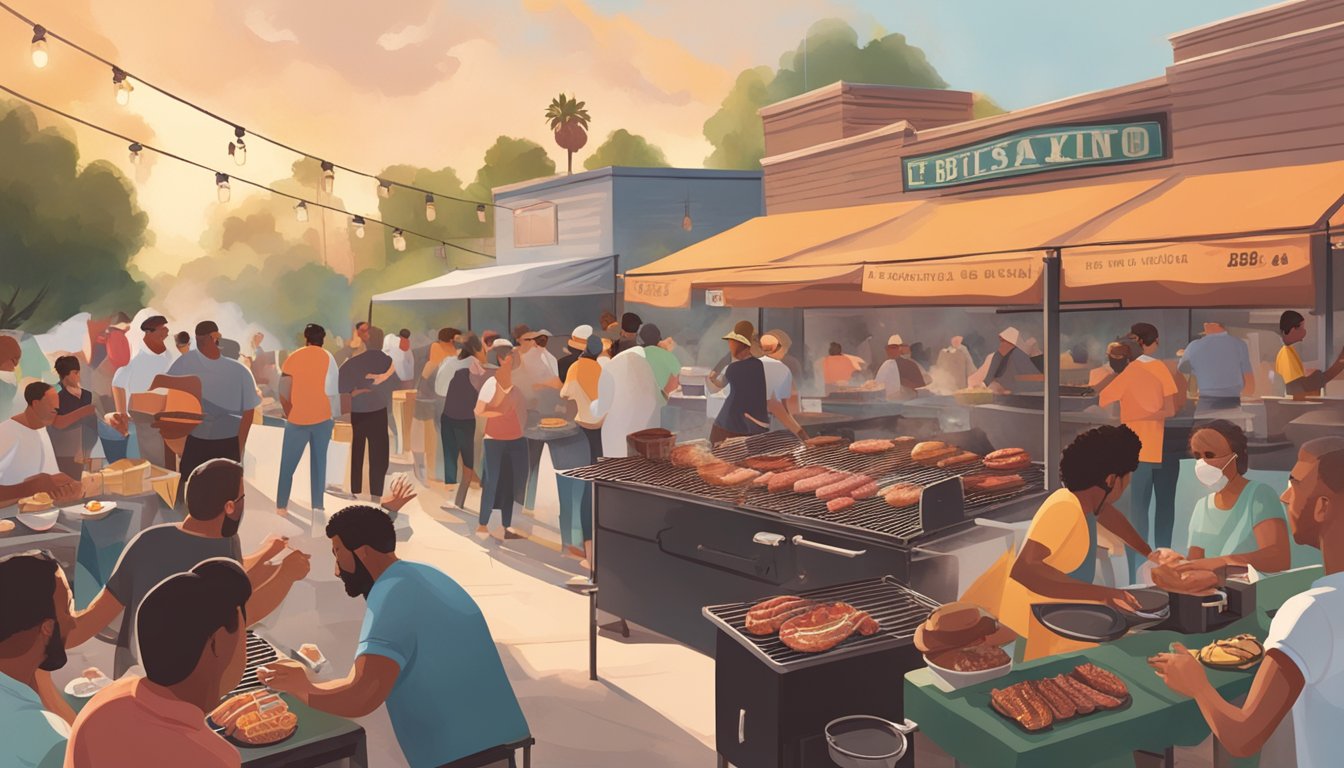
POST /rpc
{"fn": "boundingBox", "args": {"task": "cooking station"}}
[564,429,1045,663]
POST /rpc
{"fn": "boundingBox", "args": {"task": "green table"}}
[65,690,366,768]
[905,567,1323,768]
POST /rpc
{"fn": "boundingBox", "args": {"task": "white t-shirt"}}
[0,418,59,485]
[1264,570,1344,768]
[111,348,174,398]
[759,357,794,402]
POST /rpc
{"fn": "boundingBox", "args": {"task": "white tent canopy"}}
[372,255,616,302]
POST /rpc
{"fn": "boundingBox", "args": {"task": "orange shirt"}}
[1099,358,1178,463]
[282,345,334,426]
[822,355,860,386]
[65,677,240,768]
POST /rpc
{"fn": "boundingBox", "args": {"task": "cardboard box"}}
[149,466,181,507]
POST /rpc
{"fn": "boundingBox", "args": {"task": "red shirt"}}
[105,329,132,372]
[65,677,240,768]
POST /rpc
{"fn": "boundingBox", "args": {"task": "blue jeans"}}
[276,420,334,510]
[556,474,593,548]
[440,416,476,484]
[479,437,527,528]
[1126,457,1180,581]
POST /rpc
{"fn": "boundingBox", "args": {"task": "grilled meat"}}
[962,473,1026,494]
[983,447,1032,471]
[752,471,775,487]
[803,435,844,448]
[1031,678,1078,721]
[1051,674,1098,715]
[767,466,827,493]
[816,474,874,501]
[778,602,879,653]
[883,483,923,508]
[742,455,797,472]
[826,496,856,513]
[849,481,879,500]
[936,451,981,469]
[1070,663,1129,701]
[848,439,895,455]
[744,596,816,636]
[911,441,958,463]
[670,444,716,467]
[793,471,849,494]
[989,682,1054,732]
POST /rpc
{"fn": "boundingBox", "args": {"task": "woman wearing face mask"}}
[1181,420,1291,573]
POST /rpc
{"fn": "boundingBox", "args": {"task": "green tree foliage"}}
[0,102,148,329]
[972,94,1008,120]
[465,136,557,202]
[583,129,671,170]
[705,19,980,170]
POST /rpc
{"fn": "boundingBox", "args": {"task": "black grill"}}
[703,576,938,671]
[565,432,1042,543]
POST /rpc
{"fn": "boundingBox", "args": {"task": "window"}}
[513,203,557,247]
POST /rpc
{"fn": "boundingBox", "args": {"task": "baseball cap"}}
[569,325,593,351]
[887,334,905,346]
[141,315,168,332]
[491,338,514,349]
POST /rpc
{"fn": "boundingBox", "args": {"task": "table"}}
[905,567,1323,768]
[64,689,367,768]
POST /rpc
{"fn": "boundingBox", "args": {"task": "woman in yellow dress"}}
[963,425,1161,661]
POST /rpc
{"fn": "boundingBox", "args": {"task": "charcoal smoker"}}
[703,577,937,768]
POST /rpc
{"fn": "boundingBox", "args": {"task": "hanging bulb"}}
[424,194,436,222]
[294,201,309,223]
[377,180,392,199]
[392,229,406,252]
[229,127,247,166]
[215,173,231,203]
[320,161,335,194]
[31,26,48,69]
[112,68,133,106]
[682,202,693,232]
[352,215,366,239]
[128,142,142,164]
[476,204,487,224]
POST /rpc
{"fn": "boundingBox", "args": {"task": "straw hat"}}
[887,334,906,347]
[999,327,1023,349]
[568,324,593,351]
[723,320,755,347]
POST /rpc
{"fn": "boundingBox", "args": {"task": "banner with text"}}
[624,275,691,308]
[1064,235,1311,290]
[903,120,1164,191]
[862,253,1043,301]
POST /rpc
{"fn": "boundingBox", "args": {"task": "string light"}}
[294,201,308,223]
[476,204,487,223]
[215,172,230,203]
[30,24,46,68]
[229,126,246,166]
[127,142,142,164]
[424,194,436,222]
[392,229,406,252]
[112,67,132,106]
[377,179,392,199]
[320,161,335,194]
[682,199,693,231]
[352,215,366,239]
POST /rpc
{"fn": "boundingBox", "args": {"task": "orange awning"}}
[1058,160,1344,306]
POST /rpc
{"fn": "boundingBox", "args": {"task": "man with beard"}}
[0,550,83,768]
[64,459,310,677]
[259,505,529,768]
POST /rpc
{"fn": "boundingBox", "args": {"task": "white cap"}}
[491,338,514,349]
[571,324,593,340]
[887,334,905,346]
[999,327,1022,348]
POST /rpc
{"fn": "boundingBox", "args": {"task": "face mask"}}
[1194,455,1236,491]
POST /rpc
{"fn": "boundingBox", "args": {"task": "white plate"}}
[64,675,112,698]
[65,501,118,520]
[16,510,60,531]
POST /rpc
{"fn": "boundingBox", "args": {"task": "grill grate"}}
[702,576,940,672]
[226,631,281,697]
[564,432,1043,543]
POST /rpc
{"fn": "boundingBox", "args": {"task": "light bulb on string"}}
[294,201,309,223]
[424,194,436,222]
[112,68,133,106]
[320,161,335,194]
[228,127,246,166]
[392,229,406,252]
[476,204,487,224]
[352,215,366,239]
[31,26,48,68]
[377,180,392,199]
[128,142,142,165]
[682,199,693,231]
[215,173,231,203]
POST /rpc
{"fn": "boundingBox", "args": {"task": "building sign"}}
[704,289,725,307]
[623,275,687,308]
[1064,235,1310,289]
[862,254,1042,301]
[903,120,1164,191]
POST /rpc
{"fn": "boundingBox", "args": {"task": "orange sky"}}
[0,0,855,274]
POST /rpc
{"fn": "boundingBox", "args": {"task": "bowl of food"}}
[210,691,299,747]
[825,715,917,768]
[924,643,1014,689]
[64,668,112,698]
[916,602,1014,689]
[18,492,54,513]
[71,500,117,520]
[18,508,60,532]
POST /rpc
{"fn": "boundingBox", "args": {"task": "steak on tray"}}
[778,602,879,654]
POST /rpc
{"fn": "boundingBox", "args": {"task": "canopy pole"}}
[612,254,621,318]
[467,298,473,332]
[507,298,513,336]
[1043,249,1062,492]
[1326,224,1335,363]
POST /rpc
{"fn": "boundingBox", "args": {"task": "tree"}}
[545,94,592,175]
[583,129,671,170]
[705,20,984,170]
[464,136,557,201]
[0,101,148,329]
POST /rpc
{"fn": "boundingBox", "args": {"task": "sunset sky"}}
[0,0,1269,274]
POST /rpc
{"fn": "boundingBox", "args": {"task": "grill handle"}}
[791,535,866,558]
[738,708,746,743]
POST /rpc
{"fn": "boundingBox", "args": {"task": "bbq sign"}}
[903,120,1164,191]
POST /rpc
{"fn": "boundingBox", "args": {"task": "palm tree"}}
[545,94,592,175]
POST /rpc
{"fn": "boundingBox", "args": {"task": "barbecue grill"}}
[571,430,1042,664]
[230,631,281,697]
[703,577,937,768]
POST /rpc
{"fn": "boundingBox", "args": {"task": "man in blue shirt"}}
[0,550,81,768]
[1178,321,1254,414]
[260,504,529,768]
